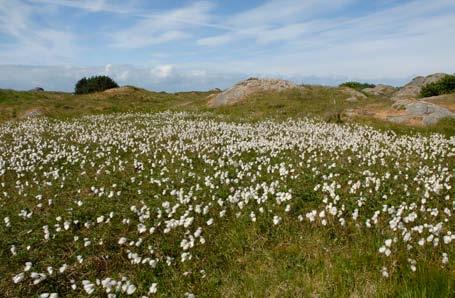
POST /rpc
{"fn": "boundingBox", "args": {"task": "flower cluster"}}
[0,111,453,296]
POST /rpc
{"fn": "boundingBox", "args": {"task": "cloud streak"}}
[109,1,218,48]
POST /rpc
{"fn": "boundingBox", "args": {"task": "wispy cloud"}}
[110,1,218,48]
[197,0,354,46]
[0,0,78,64]
[29,0,134,14]
[226,0,351,27]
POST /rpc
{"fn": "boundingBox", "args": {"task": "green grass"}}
[0,87,454,297]
[0,87,211,122]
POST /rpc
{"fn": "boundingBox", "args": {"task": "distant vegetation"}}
[420,75,455,97]
[75,75,119,95]
[340,81,375,91]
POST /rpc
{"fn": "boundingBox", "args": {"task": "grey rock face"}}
[387,101,454,125]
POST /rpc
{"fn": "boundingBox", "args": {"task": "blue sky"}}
[1,0,455,91]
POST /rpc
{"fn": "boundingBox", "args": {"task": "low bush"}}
[420,75,455,97]
[340,81,375,91]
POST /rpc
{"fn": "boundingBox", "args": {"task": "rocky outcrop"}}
[339,87,367,102]
[384,73,455,125]
[363,84,397,96]
[387,101,454,125]
[208,78,296,107]
[392,73,448,101]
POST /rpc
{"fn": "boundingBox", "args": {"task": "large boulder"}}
[208,78,296,107]
[392,73,448,101]
[387,101,454,125]
[363,84,397,96]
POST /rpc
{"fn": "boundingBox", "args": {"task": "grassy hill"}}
[0,87,212,122]
[1,86,454,135]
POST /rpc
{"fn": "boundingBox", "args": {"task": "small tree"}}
[75,76,119,94]
[420,75,455,97]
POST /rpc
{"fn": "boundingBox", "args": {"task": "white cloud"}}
[105,64,112,74]
[118,70,130,81]
[153,65,174,79]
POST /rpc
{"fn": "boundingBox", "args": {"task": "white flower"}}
[126,284,136,295]
[273,215,281,225]
[12,272,24,284]
[24,262,32,272]
[137,224,147,233]
[40,294,58,298]
[381,267,389,278]
[82,280,95,294]
[59,264,67,273]
[149,283,158,294]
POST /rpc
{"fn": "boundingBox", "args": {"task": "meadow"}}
[0,89,454,297]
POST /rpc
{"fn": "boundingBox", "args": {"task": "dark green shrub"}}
[339,81,375,91]
[75,76,119,95]
[420,75,455,97]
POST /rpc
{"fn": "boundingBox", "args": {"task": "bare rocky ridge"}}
[205,74,454,125]
[387,73,455,124]
[208,78,296,107]
[391,73,447,101]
